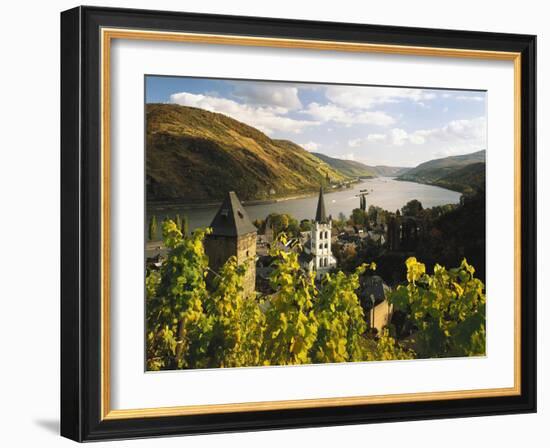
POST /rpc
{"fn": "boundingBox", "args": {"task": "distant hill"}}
[146,104,349,203]
[311,152,377,178]
[369,165,411,177]
[397,150,486,193]
[311,153,409,178]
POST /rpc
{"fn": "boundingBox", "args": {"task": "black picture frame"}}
[61,5,536,442]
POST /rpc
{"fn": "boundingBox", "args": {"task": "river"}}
[146,178,461,234]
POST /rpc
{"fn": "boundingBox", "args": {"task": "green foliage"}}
[416,190,486,281]
[350,208,367,226]
[388,257,486,358]
[146,226,485,370]
[401,199,423,217]
[311,263,375,363]
[262,235,319,365]
[203,257,265,368]
[148,215,158,241]
[367,205,384,224]
[146,220,211,370]
[266,213,300,238]
[299,219,312,232]
[364,328,415,361]
[146,220,266,370]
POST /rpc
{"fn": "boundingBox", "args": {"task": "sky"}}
[146,76,487,167]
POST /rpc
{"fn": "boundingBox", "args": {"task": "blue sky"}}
[146,76,487,167]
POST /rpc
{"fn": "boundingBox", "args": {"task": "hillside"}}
[370,165,411,177]
[312,153,409,178]
[397,150,486,193]
[146,104,349,203]
[311,152,377,178]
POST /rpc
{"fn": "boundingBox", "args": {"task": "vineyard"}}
[146,220,486,370]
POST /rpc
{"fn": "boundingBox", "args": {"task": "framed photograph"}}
[61,6,536,441]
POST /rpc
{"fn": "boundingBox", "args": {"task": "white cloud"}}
[348,138,362,148]
[454,95,485,102]
[169,92,318,135]
[300,141,320,152]
[390,128,409,146]
[303,102,395,126]
[367,133,387,142]
[345,117,486,155]
[325,86,436,109]
[341,153,355,161]
[348,133,387,148]
[231,84,302,110]
[389,117,486,149]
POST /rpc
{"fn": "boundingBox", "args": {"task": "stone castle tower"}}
[308,188,337,278]
[204,191,257,296]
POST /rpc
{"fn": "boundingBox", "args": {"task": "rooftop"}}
[209,191,257,237]
[315,187,328,223]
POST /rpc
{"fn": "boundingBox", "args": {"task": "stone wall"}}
[368,300,393,333]
[236,232,257,297]
[204,232,257,297]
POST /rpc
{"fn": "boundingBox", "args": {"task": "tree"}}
[367,205,384,224]
[401,199,423,217]
[388,257,486,358]
[253,218,265,232]
[145,220,212,370]
[146,220,265,370]
[350,208,367,226]
[267,213,300,238]
[261,235,319,365]
[364,328,415,361]
[148,215,158,241]
[299,219,312,232]
[203,256,265,367]
[311,263,375,363]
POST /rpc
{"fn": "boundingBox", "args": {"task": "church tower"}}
[204,191,257,296]
[309,187,337,278]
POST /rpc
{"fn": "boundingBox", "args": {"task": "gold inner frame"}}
[100,27,522,420]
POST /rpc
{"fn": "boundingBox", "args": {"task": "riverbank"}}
[146,178,462,236]
[395,176,478,195]
[148,180,362,212]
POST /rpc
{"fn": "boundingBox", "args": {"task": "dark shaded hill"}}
[146,104,349,203]
[432,162,486,194]
[397,150,486,193]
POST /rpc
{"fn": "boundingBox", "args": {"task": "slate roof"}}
[209,191,257,237]
[361,275,390,307]
[298,251,314,264]
[315,187,328,223]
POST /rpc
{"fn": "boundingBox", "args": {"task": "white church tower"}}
[302,187,337,278]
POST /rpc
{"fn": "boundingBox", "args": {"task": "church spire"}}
[315,187,328,223]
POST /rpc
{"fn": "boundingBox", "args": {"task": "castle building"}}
[300,188,337,278]
[204,191,257,296]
